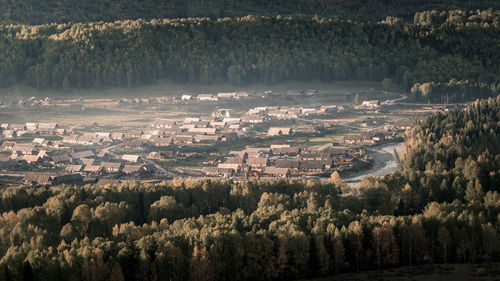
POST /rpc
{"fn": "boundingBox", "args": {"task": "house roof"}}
[122,165,144,174]
[83,165,103,173]
[65,164,83,173]
[264,167,290,176]
[246,157,268,165]
[12,143,36,153]
[122,154,140,162]
[100,162,122,171]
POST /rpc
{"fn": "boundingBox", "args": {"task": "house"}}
[152,138,173,147]
[83,165,104,176]
[299,160,325,171]
[24,172,55,186]
[152,120,178,129]
[122,165,145,175]
[194,135,220,144]
[50,153,72,164]
[12,144,36,155]
[268,127,292,136]
[33,138,45,145]
[123,139,144,149]
[344,135,362,144]
[2,130,16,138]
[173,135,194,144]
[362,118,385,127]
[306,90,318,96]
[1,141,15,150]
[78,158,95,165]
[244,147,270,157]
[65,164,83,173]
[63,135,79,144]
[361,100,380,108]
[37,123,58,134]
[26,123,38,131]
[276,159,300,169]
[217,92,237,99]
[263,167,290,178]
[181,95,193,101]
[77,135,95,145]
[241,116,265,124]
[125,130,143,139]
[55,128,66,135]
[203,167,234,177]
[20,155,41,164]
[246,157,269,167]
[101,162,122,173]
[11,124,26,131]
[188,127,217,134]
[122,154,141,163]
[217,163,241,173]
[393,119,413,131]
[235,92,249,99]
[197,94,218,101]
[24,172,82,186]
[271,146,301,156]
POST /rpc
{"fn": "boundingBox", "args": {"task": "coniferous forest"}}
[0,96,498,280]
[1,9,500,102]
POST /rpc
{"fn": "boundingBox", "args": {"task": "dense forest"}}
[1,9,500,102]
[0,96,498,280]
[1,0,499,25]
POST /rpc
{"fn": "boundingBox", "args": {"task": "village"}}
[0,88,458,187]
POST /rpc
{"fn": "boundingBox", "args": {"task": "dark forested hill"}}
[0,0,499,25]
[370,95,500,214]
[1,10,500,102]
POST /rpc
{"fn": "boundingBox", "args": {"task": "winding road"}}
[344,142,403,186]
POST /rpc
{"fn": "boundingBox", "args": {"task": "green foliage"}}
[0,175,496,280]
[395,95,500,211]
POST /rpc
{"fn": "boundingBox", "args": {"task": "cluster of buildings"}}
[202,143,369,178]
[0,122,161,186]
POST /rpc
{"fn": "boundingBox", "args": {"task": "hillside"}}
[360,95,500,215]
[1,10,500,102]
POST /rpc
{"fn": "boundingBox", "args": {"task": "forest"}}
[0,96,498,280]
[1,0,499,25]
[1,9,500,103]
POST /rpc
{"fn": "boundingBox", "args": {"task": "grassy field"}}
[303,263,500,281]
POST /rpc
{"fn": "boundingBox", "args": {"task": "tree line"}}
[1,0,499,25]
[0,177,497,281]
[0,10,500,102]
